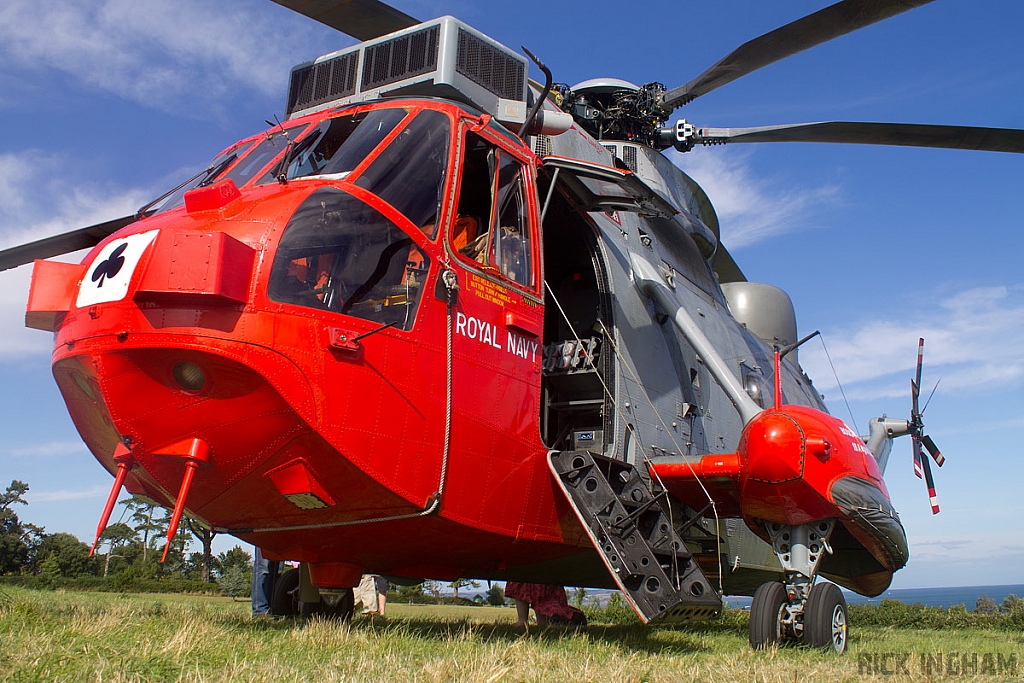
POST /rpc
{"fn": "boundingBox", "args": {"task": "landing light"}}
[172,361,206,392]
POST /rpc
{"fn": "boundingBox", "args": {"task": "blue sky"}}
[1,0,1022,589]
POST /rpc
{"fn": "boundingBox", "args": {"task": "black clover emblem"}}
[91,243,128,288]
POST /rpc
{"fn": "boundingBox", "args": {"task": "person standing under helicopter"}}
[505,581,575,627]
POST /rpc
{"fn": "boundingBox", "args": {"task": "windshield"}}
[268,187,430,331]
[150,124,308,215]
[149,143,252,215]
[354,109,450,237]
[261,108,409,184]
[224,124,309,186]
[261,107,451,239]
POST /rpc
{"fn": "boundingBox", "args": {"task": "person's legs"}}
[251,547,271,615]
[514,599,530,627]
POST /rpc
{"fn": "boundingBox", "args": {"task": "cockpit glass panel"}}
[354,110,450,238]
[223,124,309,186]
[262,108,409,184]
[269,187,429,331]
[150,141,254,215]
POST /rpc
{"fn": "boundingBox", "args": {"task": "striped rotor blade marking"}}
[915,338,924,399]
[921,453,939,514]
[912,436,923,479]
[921,434,944,466]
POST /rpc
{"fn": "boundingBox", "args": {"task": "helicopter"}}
[1,0,1022,654]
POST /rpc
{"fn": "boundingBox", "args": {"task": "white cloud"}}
[0,150,150,359]
[669,147,840,247]
[6,441,88,458]
[28,485,107,503]
[800,284,1024,400]
[0,0,340,110]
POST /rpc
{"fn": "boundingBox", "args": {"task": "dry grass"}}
[1,587,1021,682]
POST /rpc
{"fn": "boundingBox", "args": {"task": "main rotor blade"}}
[690,122,1024,154]
[270,0,419,41]
[0,215,137,272]
[663,0,934,109]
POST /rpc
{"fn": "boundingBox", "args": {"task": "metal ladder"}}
[549,450,722,623]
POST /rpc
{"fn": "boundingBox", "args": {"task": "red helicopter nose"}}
[736,405,886,526]
[743,411,813,485]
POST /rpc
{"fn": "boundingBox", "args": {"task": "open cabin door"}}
[536,156,680,457]
[538,157,724,623]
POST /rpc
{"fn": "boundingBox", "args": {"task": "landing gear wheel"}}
[306,588,355,621]
[803,582,847,653]
[269,567,301,616]
[749,581,787,649]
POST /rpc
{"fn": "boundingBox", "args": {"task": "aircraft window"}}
[741,363,773,408]
[354,110,451,238]
[150,142,254,215]
[452,132,534,289]
[262,108,409,184]
[268,187,429,331]
[491,154,532,286]
[223,124,308,186]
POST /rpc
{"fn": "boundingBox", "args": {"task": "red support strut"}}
[89,443,134,557]
[157,438,211,563]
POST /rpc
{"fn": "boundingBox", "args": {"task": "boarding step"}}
[549,450,722,624]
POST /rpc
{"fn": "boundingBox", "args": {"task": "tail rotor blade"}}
[921,451,940,514]
[912,435,924,479]
[921,434,944,467]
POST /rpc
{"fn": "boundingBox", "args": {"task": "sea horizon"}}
[724,583,1024,610]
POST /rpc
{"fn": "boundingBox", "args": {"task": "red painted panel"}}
[136,231,254,304]
[26,260,85,331]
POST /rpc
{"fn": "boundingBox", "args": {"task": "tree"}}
[217,545,252,578]
[34,532,95,578]
[572,586,588,609]
[449,578,480,599]
[396,582,425,603]
[975,595,998,614]
[121,496,165,562]
[424,580,444,604]
[0,480,43,575]
[185,519,217,582]
[486,583,505,606]
[220,565,251,598]
[216,546,252,598]
[155,509,193,575]
[1000,594,1021,614]
[97,522,137,577]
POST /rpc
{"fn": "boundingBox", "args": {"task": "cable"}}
[545,280,724,595]
[818,333,859,436]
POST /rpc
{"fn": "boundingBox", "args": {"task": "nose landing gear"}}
[748,520,847,653]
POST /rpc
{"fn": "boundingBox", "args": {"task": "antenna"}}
[773,330,821,408]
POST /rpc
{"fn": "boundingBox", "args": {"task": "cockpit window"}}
[268,187,430,331]
[150,142,253,215]
[150,123,309,215]
[353,110,450,238]
[224,124,309,186]
[262,108,409,184]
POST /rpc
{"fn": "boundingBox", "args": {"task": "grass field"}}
[1,587,1021,682]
